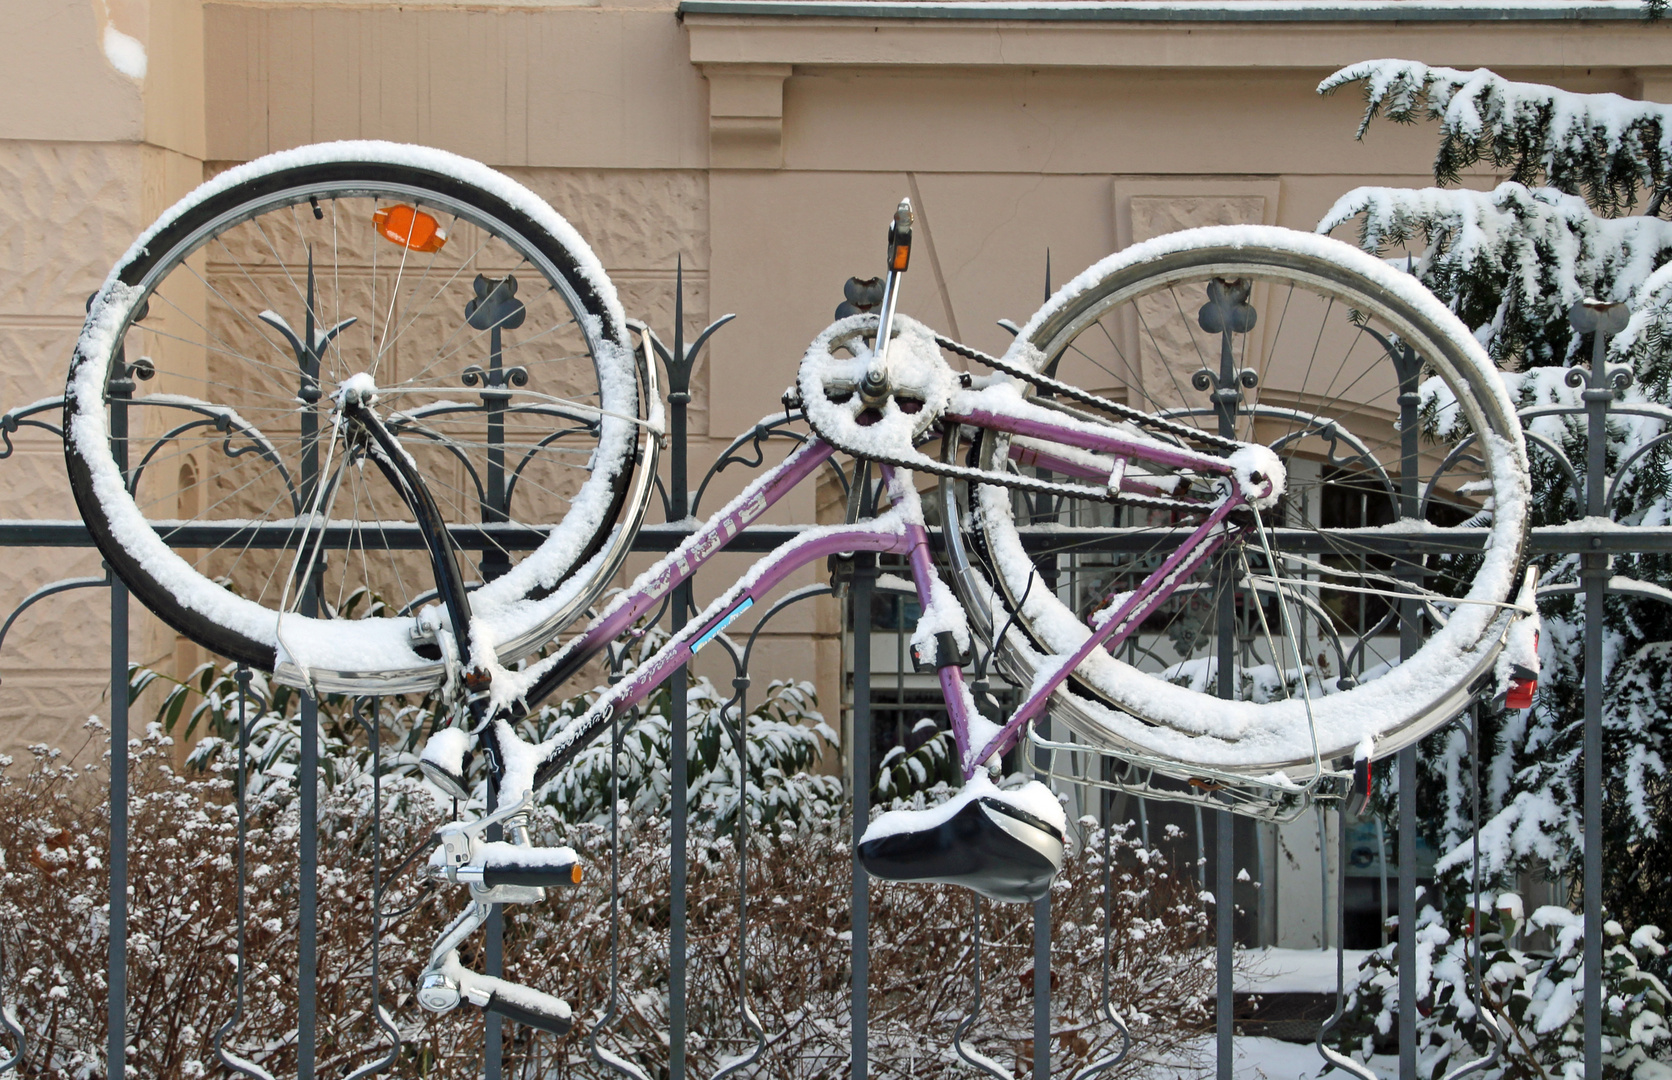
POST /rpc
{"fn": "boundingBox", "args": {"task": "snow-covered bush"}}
[0,728,1219,1078]
[873,718,959,803]
[131,623,842,834]
[1331,895,1671,1079]
[1320,56,1672,965]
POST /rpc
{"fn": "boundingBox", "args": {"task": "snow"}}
[333,372,378,405]
[1320,182,1672,358]
[473,840,579,871]
[1226,444,1285,510]
[1322,61,1672,198]
[1235,947,1372,994]
[438,951,572,1023]
[1631,925,1666,957]
[103,26,146,80]
[1132,1035,1342,1080]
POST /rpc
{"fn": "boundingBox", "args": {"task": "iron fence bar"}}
[106,358,131,1080]
[850,551,874,1080]
[1212,313,1237,1080]
[1397,746,1418,1076]
[1395,339,1423,1080]
[7,519,1672,555]
[108,574,128,1080]
[299,681,319,1079]
[647,274,734,1080]
[1574,304,1629,1080]
[1032,713,1050,1080]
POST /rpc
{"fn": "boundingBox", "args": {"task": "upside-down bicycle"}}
[64,141,1538,1037]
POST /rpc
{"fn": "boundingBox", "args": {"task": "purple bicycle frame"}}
[506,407,1245,796]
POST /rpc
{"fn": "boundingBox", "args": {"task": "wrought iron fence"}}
[0,275,1664,1080]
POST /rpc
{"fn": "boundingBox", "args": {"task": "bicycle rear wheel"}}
[943,226,1528,780]
[66,142,655,693]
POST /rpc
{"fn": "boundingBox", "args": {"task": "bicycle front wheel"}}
[944,226,1528,779]
[66,142,655,693]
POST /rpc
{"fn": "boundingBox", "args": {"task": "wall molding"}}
[700,62,792,169]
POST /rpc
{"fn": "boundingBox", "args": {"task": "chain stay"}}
[802,334,1223,513]
[803,399,1206,513]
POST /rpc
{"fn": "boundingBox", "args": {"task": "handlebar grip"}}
[476,842,583,889]
[481,990,574,1036]
[482,862,582,889]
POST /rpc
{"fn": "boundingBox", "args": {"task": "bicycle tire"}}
[66,142,655,693]
[940,226,1528,778]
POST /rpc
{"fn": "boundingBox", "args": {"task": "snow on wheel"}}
[66,142,655,693]
[942,226,1529,780]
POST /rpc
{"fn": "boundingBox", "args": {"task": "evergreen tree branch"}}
[1320,59,1672,216]
[1320,181,1672,367]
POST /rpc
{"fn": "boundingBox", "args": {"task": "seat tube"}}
[900,517,976,767]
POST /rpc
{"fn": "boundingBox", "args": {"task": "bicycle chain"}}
[930,332,1245,455]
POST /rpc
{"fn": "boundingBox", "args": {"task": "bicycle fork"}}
[332,391,582,1033]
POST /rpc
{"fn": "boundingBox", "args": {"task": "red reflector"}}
[1506,677,1536,710]
[372,205,447,253]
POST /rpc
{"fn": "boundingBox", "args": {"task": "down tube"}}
[508,438,838,715]
[526,522,910,792]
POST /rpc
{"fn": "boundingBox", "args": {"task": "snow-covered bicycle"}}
[65,141,1537,1034]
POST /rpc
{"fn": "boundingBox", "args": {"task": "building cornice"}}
[685,1,1672,167]
[682,0,1656,22]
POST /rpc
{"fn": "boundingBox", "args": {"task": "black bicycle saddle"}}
[858,794,1065,903]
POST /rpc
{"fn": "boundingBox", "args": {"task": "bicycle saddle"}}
[858,780,1065,903]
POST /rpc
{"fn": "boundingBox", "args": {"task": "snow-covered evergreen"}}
[1320,58,1672,1067]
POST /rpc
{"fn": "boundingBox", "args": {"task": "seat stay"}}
[969,492,1246,769]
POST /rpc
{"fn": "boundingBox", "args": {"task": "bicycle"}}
[64,140,1539,1035]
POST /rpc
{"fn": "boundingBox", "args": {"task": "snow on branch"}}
[1320,181,1672,365]
[1320,59,1672,216]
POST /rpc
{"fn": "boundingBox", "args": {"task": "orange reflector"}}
[1506,676,1536,710]
[570,864,584,885]
[890,244,911,271]
[372,205,447,253]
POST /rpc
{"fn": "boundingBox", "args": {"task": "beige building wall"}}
[3,0,1670,780]
[0,0,203,758]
